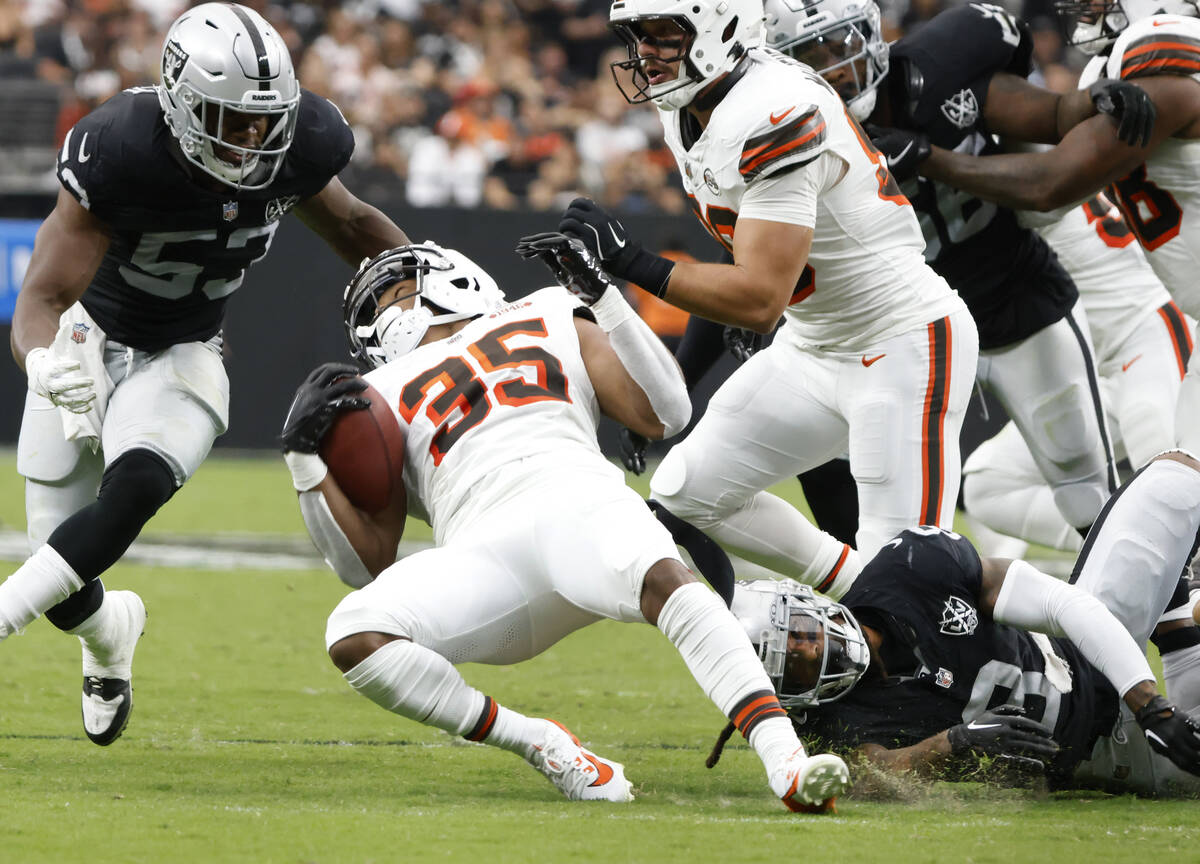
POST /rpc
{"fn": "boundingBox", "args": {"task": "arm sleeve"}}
[993,559,1154,698]
[589,285,691,437]
[297,490,374,589]
[737,150,844,228]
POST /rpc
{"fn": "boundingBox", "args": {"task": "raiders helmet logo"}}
[940,88,979,130]
[938,596,978,636]
[163,40,189,88]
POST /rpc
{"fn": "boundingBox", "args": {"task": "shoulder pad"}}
[56,89,160,212]
[288,90,355,180]
[895,3,1034,86]
[1113,15,1200,80]
[738,103,827,182]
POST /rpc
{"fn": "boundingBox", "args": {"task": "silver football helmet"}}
[743,579,870,707]
[344,243,506,368]
[1056,0,1200,54]
[763,0,888,120]
[158,2,300,190]
[609,0,766,111]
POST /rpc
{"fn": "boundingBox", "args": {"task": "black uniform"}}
[794,527,1118,781]
[55,86,354,352]
[884,4,1077,349]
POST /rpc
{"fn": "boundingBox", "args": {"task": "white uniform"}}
[1079,15,1200,451]
[963,196,1193,551]
[325,288,681,662]
[650,49,978,562]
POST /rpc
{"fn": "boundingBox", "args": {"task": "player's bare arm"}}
[294,176,411,266]
[308,468,405,579]
[922,75,1200,212]
[10,187,111,368]
[984,71,1116,143]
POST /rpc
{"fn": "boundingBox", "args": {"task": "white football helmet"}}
[344,243,506,368]
[1056,0,1200,54]
[609,0,766,111]
[158,2,300,190]
[744,580,870,707]
[763,0,888,120]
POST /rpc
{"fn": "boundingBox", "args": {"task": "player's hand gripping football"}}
[280,362,370,454]
[946,704,1060,771]
[865,124,930,183]
[515,231,615,305]
[1135,694,1200,775]
[25,346,96,414]
[558,198,675,297]
[1089,78,1156,148]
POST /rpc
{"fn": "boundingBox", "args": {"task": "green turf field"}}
[0,452,1195,863]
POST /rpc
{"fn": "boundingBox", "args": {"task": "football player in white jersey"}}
[278,237,850,812]
[900,0,1200,454]
[964,194,1193,553]
[558,0,978,588]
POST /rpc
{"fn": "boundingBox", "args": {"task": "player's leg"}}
[844,309,977,558]
[1174,318,1200,452]
[326,532,635,803]
[961,422,1083,553]
[980,304,1118,535]
[649,345,859,598]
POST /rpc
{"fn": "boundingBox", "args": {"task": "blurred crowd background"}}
[0,0,1084,207]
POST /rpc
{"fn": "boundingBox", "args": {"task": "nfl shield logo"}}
[222,201,239,222]
[934,667,954,689]
[71,322,90,344]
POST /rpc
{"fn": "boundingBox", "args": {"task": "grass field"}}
[0,452,1196,863]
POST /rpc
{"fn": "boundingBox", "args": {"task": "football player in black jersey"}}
[0,3,410,746]
[763,0,1158,545]
[704,450,1200,795]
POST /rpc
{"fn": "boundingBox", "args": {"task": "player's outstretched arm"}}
[294,177,411,267]
[918,75,1200,211]
[281,363,404,583]
[11,187,110,368]
[984,72,1155,146]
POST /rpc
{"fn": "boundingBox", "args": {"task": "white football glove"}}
[25,346,97,414]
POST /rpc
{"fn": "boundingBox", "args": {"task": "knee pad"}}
[1031,383,1101,468]
[650,447,724,526]
[97,449,179,523]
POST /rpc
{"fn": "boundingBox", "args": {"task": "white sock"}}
[657,581,801,771]
[1162,643,1200,715]
[68,590,134,678]
[701,492,861,599]
[0,545,85,640]
[343,639,539,755]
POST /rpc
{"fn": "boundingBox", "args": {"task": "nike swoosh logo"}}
[608,224,625,249]
[890,141,913,166]
[1153,20,1171,26]
[862,354,886,367]
[583,753,615,787]
[885,537,903,549]
[1122,354,1143,372]
[770,106,795,125]
[966,722,1002,730]
[78,132,91,163]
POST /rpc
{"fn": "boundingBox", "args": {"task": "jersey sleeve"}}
[737,102,828,183]
[1113,17,1200,80]
[287,90,356,193]
[845,528,984,618]
[55,97,128,215]
[738,149,843,228]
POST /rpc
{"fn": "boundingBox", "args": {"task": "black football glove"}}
[947,704,1060,772]
[865,124,931,183]
[723,326,766,363]
[1089,78,1156,148]
[1136,694,1200,775]
[515,231,615,305]
[558,197,675,297]
[619,427,650,475]
[280,362,369,454]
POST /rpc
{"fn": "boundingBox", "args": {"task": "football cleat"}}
[79,590,146,746]
[769,750,850,813]
[526,719,635,802]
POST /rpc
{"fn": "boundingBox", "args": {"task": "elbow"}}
[1024,174,1078,212]
[744,301,786,334]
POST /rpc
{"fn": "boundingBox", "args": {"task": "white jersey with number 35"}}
[364,287,615,543]
[659,48,964,351]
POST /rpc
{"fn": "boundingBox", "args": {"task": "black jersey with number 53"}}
[794,527,1118,779]
[55,87,354,352]
[884,3,1077,349]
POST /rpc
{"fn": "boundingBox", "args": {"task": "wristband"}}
[284,450,328,491]
[590,286,636,332]
[619,245,675,298]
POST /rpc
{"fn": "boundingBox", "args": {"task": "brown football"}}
[319,380,407,515]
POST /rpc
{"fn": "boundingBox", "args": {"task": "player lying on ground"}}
[278,235,849,810]
[694,452,1200,795]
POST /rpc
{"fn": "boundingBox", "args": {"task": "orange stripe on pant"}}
[919,317,953,526]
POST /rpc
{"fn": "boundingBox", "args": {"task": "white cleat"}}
[80,590,146,746]
[769,750,849,813]
[526,719,634,802]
